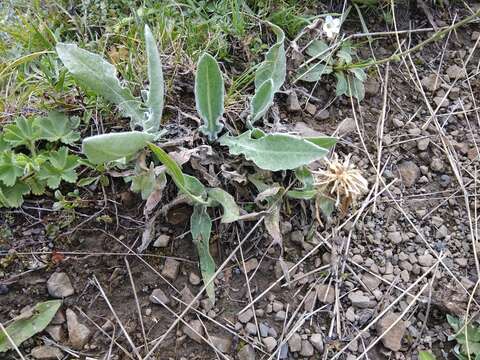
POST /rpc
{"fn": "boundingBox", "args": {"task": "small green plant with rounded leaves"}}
[447,314,480,359]
[297,39,367,101]
[0,112,81,207]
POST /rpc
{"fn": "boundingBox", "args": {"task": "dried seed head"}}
[313,153,368,208]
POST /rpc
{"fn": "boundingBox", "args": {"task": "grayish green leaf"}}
[447,315,461,332]
[305,137,337,149]
[207,188,240,223]
[191,205,215,303]
[297,63,333,82]
[318,196,335,218]
[195,53,224,140]
[82,132,154,164]
[264,203,282,246]
[0,300,62,352]
[306,39,329,58]
[349,68,367,82]
[144,25,164,133]
[294,166,314,189]
[337,48,352,64]
[287,167,316,199]
[220,130,329,171]
[147,143,207,204]
[131,165,156,200]
[250,79,274,124]
[34,111,80,144]
[335,71,348,96]
[184,174,207,198]
[336,71,365,101]
[348,75,365,101]
[247,174,272,193]
[254,22,286,92]
[56,43,144,127]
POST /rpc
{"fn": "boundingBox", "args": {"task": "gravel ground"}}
[1,4,480,360]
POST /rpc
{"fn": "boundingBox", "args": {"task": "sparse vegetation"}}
[1,1,479,359]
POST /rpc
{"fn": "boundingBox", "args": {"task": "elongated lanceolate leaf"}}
[254,22,286,92]
[56,43,144,127]
[0,300,62,352]
[195,53,224,140]
[305,137,337,149]
[250,79,274,124]
[82,131,154,164]
[191,205,216,303]
[147,143,207,204]
[220,130,329,171]
[144,25,164,133]
[297,63,333,82]
[206,188,240,223]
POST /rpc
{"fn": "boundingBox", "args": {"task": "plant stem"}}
[337,9,480,71]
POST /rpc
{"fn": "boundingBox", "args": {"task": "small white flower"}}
[323,15,341,39]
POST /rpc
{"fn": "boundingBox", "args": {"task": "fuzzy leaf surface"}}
[195,53,224,140]
[306,39,329,58]
[250,79,274,124]
[0,300,62,352]
[220,130,329,171]
[144,25,164,133]
[207,188,240,223]
[191,205,215,303]
[254,22,286,93]
[148,143,206,204]
[297,63,333,82]
[82,132,154,164]
[56,43,144,127]
[131,166,156,200]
